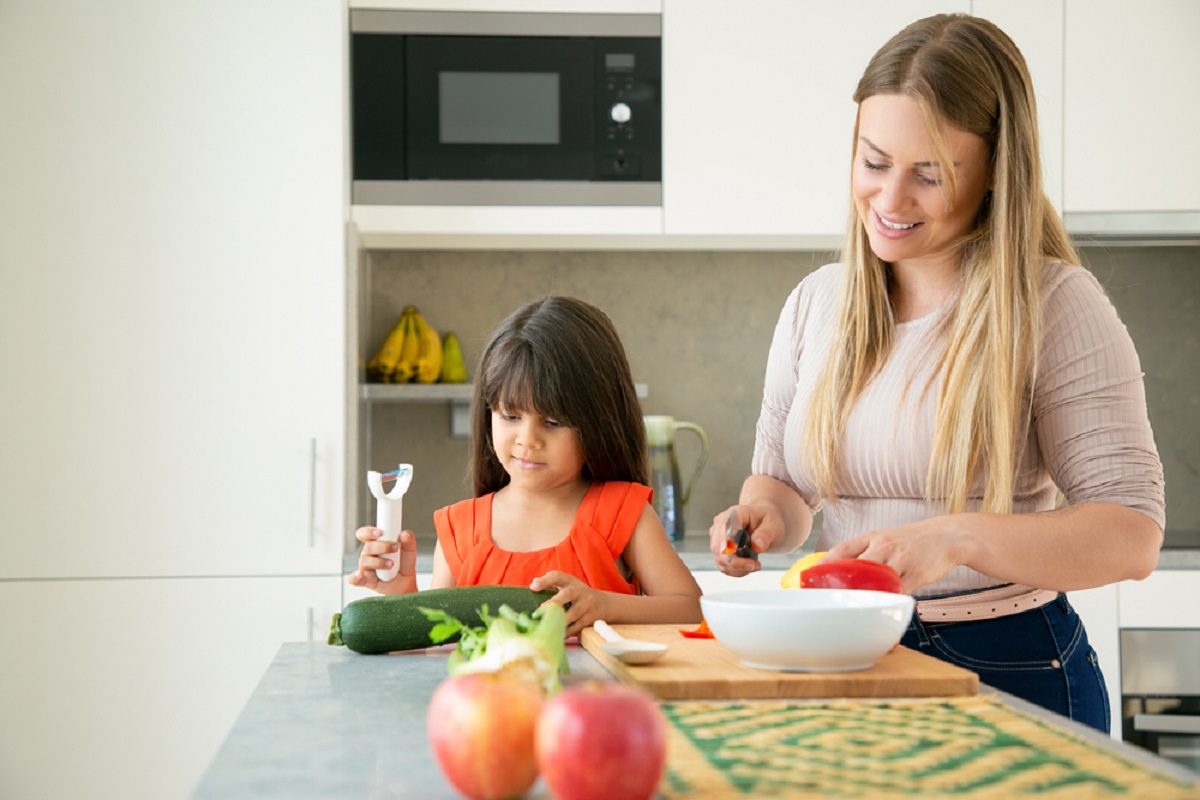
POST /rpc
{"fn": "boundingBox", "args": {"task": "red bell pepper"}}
[679,619,715,639]
[800,558,904,594]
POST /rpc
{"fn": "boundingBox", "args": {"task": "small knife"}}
[724,511,758,561]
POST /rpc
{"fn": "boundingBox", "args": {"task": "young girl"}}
[349,295,702,636]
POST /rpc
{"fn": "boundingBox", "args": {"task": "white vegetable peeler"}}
[366,464,413,582]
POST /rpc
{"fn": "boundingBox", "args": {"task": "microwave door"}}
[406,36,594,181]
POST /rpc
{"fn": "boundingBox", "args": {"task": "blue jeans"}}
[901,592,1111,733]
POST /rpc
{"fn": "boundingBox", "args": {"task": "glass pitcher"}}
[643,415,709,542]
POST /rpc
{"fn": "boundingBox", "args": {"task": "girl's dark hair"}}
[469,296,648,495]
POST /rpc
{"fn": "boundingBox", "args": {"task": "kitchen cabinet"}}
[661,0,969,241]
[0,2,347,799]
[661,0,1072,238]
[1118,570,1200,629]
[0,576,342,800]
[0,0,346,578]
[1063,0,1200,216]
[972,0,1065,211]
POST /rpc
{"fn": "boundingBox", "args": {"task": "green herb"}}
[418,602,569,693]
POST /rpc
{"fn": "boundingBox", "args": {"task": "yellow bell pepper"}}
[779,551,828,589]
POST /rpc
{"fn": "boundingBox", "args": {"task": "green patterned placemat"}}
[660,695,1199,798]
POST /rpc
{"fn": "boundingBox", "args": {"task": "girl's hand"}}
[824,517,968,594]
[347,526,418,595]
[530,571,608,637]
[708,505,778,577]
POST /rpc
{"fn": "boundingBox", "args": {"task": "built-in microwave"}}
[350,10,661,206]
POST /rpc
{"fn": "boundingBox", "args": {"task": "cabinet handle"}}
[306,607,314,643]
[308,437,317,548]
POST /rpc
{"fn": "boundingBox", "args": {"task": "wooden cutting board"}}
[579,624,978,700]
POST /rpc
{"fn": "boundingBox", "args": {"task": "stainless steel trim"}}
[350,10,661,37]
[1066,211,1200,245]
[353,180,662,207]
[1133,714,1200,735]
[1121,629,1200,695]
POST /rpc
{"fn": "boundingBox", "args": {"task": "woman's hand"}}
[824,517,968,594]
[347,526,419,595]
[530,571,609,637]
[708,505,784,577]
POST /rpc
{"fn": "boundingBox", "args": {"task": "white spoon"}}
[593,620,668,665]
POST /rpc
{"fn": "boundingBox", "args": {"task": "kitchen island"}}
[192,641,1198,799]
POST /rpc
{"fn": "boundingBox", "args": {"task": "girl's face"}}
[491,404,587,493]
[852,93,991,272]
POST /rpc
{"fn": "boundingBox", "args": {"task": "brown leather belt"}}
[915,584,1060,623]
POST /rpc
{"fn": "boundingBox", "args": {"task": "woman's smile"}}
[872,209,924,239]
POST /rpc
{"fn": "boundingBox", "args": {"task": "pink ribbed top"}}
[752,261,1166,595]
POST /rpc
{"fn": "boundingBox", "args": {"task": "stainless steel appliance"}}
[1121,629,1200,772]
[350,10,661,206]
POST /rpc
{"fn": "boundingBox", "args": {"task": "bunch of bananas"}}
[367,306,468,384]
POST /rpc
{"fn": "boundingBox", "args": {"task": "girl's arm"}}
[428,540,458,590]
[532,505,702,635]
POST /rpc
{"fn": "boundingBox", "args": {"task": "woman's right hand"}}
[709,505,782,577]
[347,526,418,595]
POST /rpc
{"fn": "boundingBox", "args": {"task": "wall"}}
[1077,245,1200,541]
[361,245,1199,547]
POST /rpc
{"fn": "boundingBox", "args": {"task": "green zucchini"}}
[328,586,555,654]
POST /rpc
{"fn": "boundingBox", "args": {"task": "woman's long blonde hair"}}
[805,14,1078,514]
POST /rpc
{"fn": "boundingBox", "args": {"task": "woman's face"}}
[852,93,991,271]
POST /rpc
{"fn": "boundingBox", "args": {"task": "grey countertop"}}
[191,642,613,800]
[192,641,1198,799]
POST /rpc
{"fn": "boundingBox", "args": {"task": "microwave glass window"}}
[438,72,560,145]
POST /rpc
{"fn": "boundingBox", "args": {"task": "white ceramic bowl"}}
[700,589,916,672]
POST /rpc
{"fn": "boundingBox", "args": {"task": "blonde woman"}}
[711,14,1163,732]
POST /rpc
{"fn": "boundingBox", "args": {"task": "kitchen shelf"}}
[360,382,649,437]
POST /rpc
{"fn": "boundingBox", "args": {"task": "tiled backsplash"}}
[361,246,1199,549]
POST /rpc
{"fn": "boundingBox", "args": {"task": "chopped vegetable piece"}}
[680,619,715,639]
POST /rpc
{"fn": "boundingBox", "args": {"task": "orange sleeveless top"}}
[433,481,650,595]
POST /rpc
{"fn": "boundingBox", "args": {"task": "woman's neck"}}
[889,256,962,322]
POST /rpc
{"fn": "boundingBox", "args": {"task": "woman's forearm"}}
[739,474,815,554]
[960,501,1162,591]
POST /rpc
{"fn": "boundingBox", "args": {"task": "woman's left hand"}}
[530,570,608,637]
[824,517,969,594]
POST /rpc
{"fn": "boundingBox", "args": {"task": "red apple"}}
[535,681,667,800]
[427,673,544,800]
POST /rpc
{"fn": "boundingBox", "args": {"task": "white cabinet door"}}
[1118,571,1200,629]
[0,576,342,800]
[1064,0,1200,213]
[661,0,968,239]
[973,0,1065,212]
[0,0,346,578]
